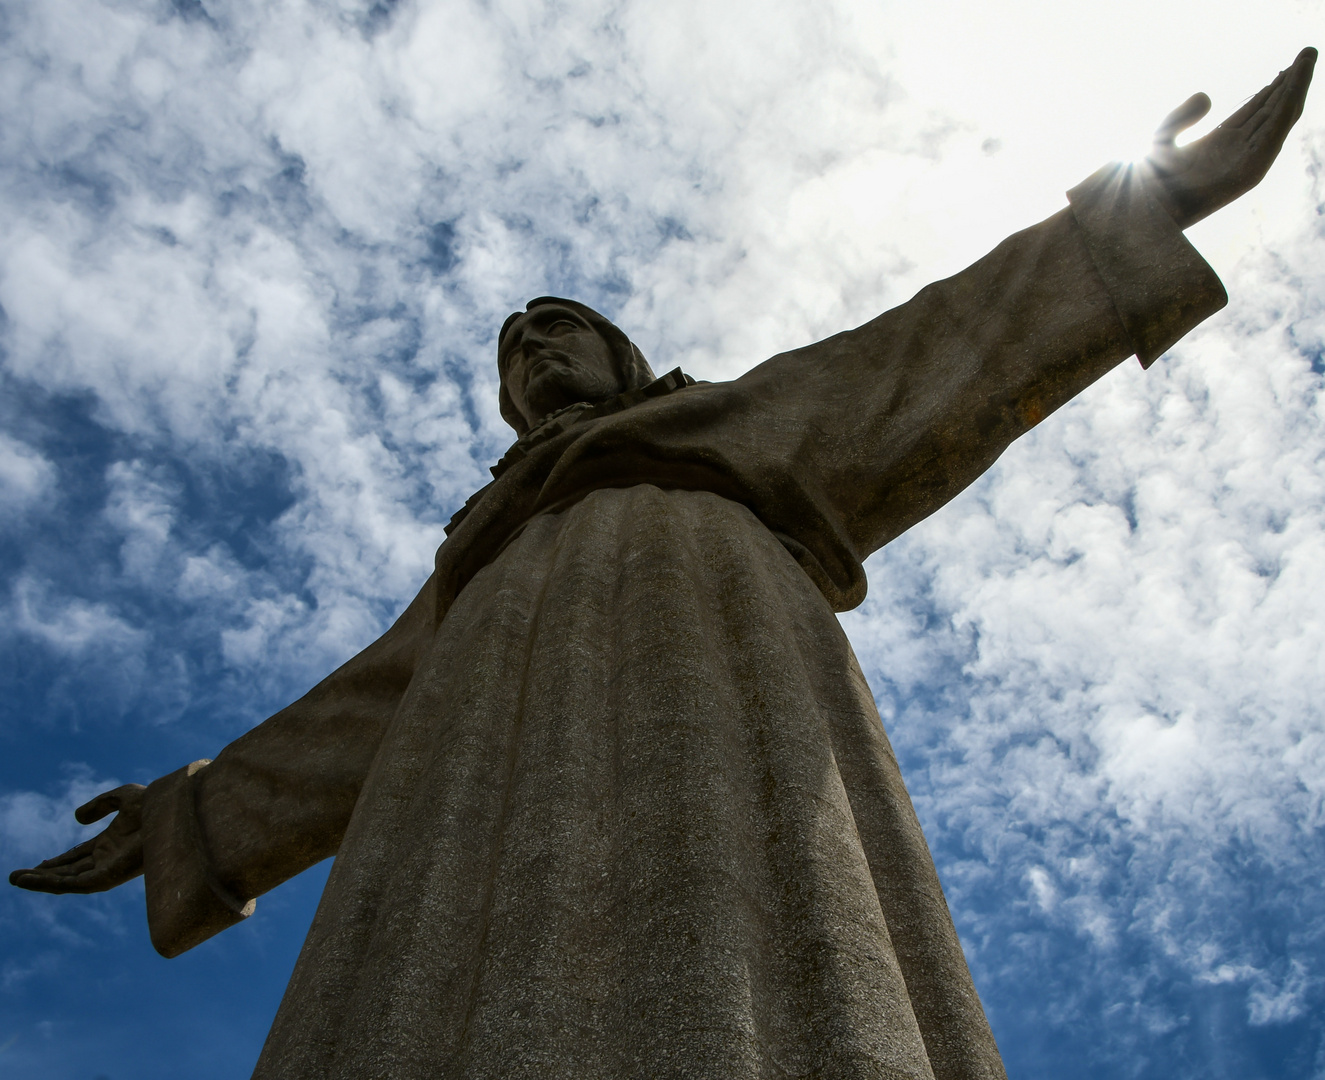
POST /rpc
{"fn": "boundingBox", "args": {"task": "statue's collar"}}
[445,367,695,536]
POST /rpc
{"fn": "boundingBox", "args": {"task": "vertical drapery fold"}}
[255,487,990,1079]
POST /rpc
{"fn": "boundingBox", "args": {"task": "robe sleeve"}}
[139,574,438,957]
[714,161,1227,604]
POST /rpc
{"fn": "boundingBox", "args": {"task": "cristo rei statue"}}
[12,49,1317,1080]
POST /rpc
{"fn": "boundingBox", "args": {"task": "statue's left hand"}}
[8,784,146,894]
[1148,47,1316,228]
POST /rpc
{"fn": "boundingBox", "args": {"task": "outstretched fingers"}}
[1257,47,1316,139]
[32,838,98,870]
[1230,47,1316,136]
[1222,70,1285,131]
[9,839,100,893]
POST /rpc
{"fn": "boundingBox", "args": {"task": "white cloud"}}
[1247,961,1312,1026]
[104,460,178,581]
[9,575,146,656]
[1199,960,1313,1026]
[0,770,120,868]
[0,433,56,515]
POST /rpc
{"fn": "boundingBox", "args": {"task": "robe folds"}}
[137,163,1228,1080]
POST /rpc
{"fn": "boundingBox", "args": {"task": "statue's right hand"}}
[1147,47,1316,228]
[9,784,146,894]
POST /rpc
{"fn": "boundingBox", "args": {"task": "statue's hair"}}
[497,296,655,437]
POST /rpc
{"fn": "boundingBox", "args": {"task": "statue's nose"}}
[519,332,546,355]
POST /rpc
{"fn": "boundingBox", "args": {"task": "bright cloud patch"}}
[0,771,120,868]
[0,434,56,515]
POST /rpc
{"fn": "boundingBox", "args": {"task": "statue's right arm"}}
[724,49,1314,575]
[9,570,440,957]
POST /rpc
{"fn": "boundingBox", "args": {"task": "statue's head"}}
[498,297,655,437]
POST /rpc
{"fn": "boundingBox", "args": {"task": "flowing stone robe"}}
[137,164,1227,1080]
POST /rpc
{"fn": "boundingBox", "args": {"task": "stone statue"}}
[12,50,1316,1080]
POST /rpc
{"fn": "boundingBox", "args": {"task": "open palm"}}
[9,785,146,894]
[1149,47,1316,228]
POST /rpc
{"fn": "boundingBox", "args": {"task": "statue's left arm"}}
[10,572,439,957]
[728,50,1313,596]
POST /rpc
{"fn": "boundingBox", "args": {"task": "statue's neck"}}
[444,368,695,538]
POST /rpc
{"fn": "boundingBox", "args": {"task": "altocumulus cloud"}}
[0,0,1322,1077]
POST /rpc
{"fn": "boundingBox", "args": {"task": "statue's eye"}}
[546,320,578,336]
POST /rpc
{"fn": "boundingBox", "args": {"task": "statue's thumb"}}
[1155,93,1212,144]
[75,790,122,825]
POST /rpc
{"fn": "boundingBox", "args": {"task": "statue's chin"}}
[522,374,622,430]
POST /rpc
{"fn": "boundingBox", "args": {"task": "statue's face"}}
[500,304,625,428]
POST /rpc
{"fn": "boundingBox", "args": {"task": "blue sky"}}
[2,0,1323,1077]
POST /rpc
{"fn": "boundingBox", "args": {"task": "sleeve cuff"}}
[140,760,256,958]
[1068,162,1228,368]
